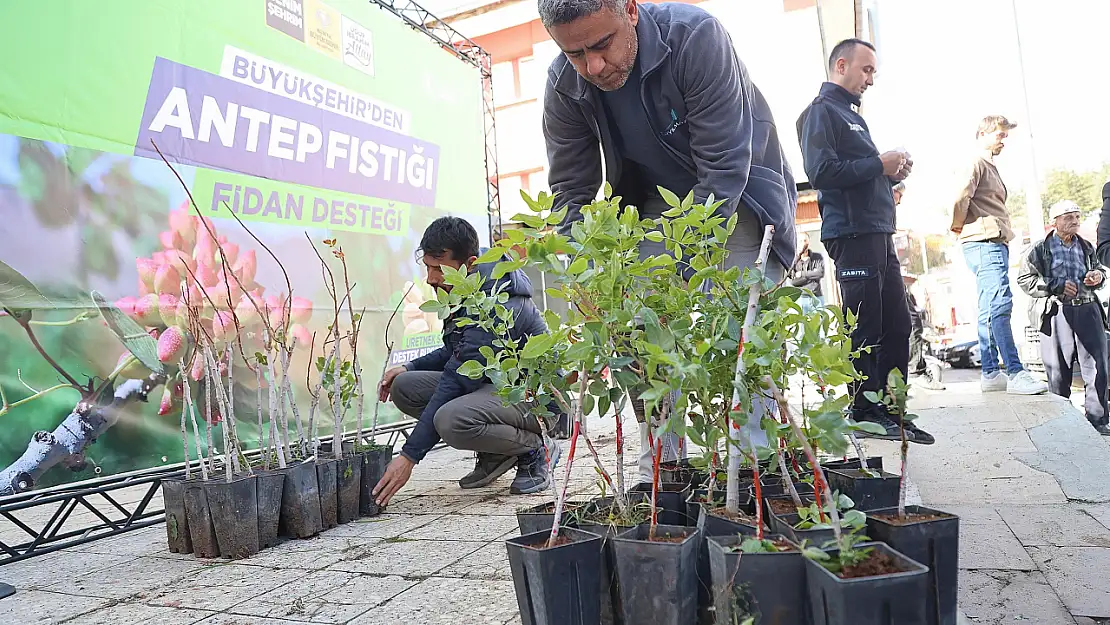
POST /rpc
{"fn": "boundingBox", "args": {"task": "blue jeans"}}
[962,242,1024,375]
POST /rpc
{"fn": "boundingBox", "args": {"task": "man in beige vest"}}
[951,115,1047,396]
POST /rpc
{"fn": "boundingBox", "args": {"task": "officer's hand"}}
[880,151,907,177]
[373,455,415,507]
[1084,271,1103,287]
[1064,280,1079,299]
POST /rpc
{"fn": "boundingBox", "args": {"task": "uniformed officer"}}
[797,38,934,444]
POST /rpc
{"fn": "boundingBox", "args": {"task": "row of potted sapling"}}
[105,156,407,560]
[427,188,959,625]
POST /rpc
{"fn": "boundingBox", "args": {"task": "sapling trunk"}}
[204,361,216,475]
[725,225,776,515]
[222,345,243,474]
[270,347,290,463]
[899,426,909,519]
[766,377,841,547]
[352,352,364,448]
[178,377,191,481]
[331,332,343,460]
[848,432,877,477]
[582,435,627,517]
[649,430,663,540]
[280,343,304,457]
[180,359,208,480]
[204,347,236,480]
[369,352,390,444]
[546,416,581,547]
[708,450,719,502]
[266,352,287,470]
[613,394,627,503]
[256,366,267,470]
[308,338,340,457]
[777,442,803,507]
[751,448,764,540]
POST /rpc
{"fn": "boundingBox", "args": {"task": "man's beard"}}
[592,33,638,92]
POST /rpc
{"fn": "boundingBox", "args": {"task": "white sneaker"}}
[981,371,1008,392]
[1007,370,1048,395]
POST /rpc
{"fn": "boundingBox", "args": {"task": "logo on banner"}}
[342,16,374,76]
[305,0,342,60]
[266,0,305,42]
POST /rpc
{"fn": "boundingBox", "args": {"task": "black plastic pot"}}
[631,481,692,526]
[822,456,883,473]
[316,458,339,529]
[867,506,960,625]
[506,527,604,625]
[805,542,928,625]
[278,460,323,539]
[359,445,393,516]
[612,524,700,625]
[708,534,808,625]
[205,475,260,559]
[827,469,900,511]
[763,491,818,524]
[162,478,192,554]
[576,496,645,625]
[255,470,285,549]
[336,456,362,524]
[516,500,587,535]
[661,459,709,488]
[183,480,219,558]
[774,513,837,548]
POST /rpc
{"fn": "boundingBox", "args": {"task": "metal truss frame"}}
[368,0,502,240]
[0,418,427,566]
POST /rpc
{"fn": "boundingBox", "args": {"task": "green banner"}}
[0,0,483,492]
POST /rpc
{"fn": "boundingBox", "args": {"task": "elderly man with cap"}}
[1017,200,1110,436]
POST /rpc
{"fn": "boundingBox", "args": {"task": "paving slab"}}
[64,603,212,625]
[2,551,133,591]
[999,505,1110,548]
[236,536,380,571]
[327,537,485,576]
[50,553,204,599]
[384,495,476,515]
[1015,410,1110,504]
[347,577,518,625]
[322,513,444,539]
[0,589,112,625]
[404,513,518,541]
[143,563,305,612]
[70,526,169,557]
[1079,504,1110,530]
[195,615,314,625]
[438,542,513,581]
[1029,546,1110,618]
[225,569,400,623]
[958,518,1036,570]
[960,569,1076,625]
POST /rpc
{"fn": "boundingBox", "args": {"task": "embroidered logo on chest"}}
[848,123,865,132]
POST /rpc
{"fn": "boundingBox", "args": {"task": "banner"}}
[0,0,487,492]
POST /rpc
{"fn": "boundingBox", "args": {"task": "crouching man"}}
[373,217,560,507]
[1017,200,1110,436]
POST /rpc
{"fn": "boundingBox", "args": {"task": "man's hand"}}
[880,151,907,177]
[372,455,415,507]
[1064,280,1079,299]
[951,225,963,236]
[1084,271,1104,288]
[892,158,913,182]
[378,366,406,402]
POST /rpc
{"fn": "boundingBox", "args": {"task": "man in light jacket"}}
[1017,200,1109,435]
[952,115,1047,396]
[540,0,797,480]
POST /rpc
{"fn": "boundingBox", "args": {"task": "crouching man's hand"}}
[373,455,415,507]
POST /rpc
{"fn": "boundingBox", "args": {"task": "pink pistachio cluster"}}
[110,201,313,415]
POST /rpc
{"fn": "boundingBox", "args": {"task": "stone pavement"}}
[3,370,1110,624]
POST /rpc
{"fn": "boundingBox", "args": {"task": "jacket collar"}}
[820,82,862,109]
[1045,229,1091,250]
[553,5,671,100]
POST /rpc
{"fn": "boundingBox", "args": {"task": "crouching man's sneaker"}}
[853,405,935,445]
[1007,371,1048,395]
[981,371,1008,392]
[510,444,562,495]
[459,453,517,489]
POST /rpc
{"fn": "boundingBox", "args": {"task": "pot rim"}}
[613,523,700,545]
[506,526,603,551]
[707,533,800,554]
[865,505,959,527]
[805,541,928,584]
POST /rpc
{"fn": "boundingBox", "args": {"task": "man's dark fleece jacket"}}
[542,2,797,268]
[399,260,548,463]
[1096,181,1110,266]
[797,82,898,241]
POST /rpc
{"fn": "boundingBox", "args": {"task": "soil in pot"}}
[278,460,323,539]
[359,445,393,516]
[336,456,362,524]
[183,480,219,558]
[162,478,192,554]
[255,470,285,549]
[708,534,807,625]
[827,469,900,511]
[805,542,928,625]
[506,527,604,625]
[612,524,700,625]
[316,458,339,530]
[867,506,960,625]
[631,481,693,526]
[517,500,586,535]
[205,475,261,559]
